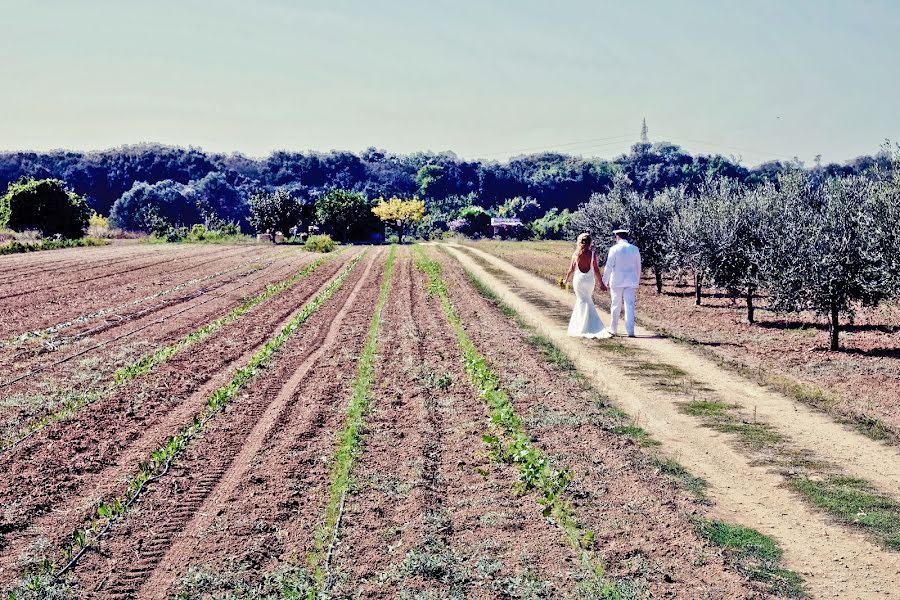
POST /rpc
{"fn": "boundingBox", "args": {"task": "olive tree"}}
[766,173,896,350]
[707,182,770,323]
[570,174,675,293]
[665,189,718,305]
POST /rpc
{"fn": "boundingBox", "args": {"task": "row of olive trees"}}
[571,170,900,350]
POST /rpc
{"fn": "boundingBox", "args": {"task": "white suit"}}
[602,239,641,336]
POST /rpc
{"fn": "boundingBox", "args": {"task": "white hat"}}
[613,228,629,235]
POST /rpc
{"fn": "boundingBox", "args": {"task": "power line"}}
[475,133,634,158]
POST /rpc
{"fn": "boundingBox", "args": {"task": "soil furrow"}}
[443,243,900,599]
[127,249,385,599]
[0,245,290,335]
[0,252,357,586]
[332,250,588,599]
[0,250,310,390]
[62,251,384,599]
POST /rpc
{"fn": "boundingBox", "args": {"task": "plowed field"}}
[6,242,883,599]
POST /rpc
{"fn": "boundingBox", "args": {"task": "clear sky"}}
[1,0,898,165]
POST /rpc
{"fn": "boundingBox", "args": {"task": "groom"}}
[601,228,641,337]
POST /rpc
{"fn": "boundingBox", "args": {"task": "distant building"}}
[491,217,523,237]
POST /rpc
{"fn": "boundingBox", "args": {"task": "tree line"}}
[570,158,900,351]
[1,141,894,240]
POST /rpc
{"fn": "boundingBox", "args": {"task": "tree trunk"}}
[694,272,702,305]
[829,304,840,351]
[746,288,755,324]
[654,266,663,294]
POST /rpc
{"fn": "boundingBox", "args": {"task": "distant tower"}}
[640,118,649,143]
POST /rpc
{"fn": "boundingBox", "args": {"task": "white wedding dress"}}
[568,252,612,339]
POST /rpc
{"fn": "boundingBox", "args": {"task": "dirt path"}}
[458,244,900,496]
[443,243,900,600]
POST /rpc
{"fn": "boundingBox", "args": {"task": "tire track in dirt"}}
[70,250,384,599]
[443,243,900,599]
[0,253,358,586]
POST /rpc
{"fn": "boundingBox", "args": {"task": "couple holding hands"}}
[564,229,641,339]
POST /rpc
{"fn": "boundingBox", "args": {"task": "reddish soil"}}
[432,247,771,598]
[330,251,592,598]
[467,240,900,441]
[0,245,784,599]
[0,250,358,586]
[0,244,287,336]
[69,250,385,599]
[0,249,325,439]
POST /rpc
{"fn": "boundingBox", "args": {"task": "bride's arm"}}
[592,252,607,290]
[563,254,576,284]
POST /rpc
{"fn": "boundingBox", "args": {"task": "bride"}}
[563,233,612,339]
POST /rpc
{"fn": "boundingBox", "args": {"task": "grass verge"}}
[415,246,627,598]
[8,254,364,597]
[696,519,805,597]
[790,476,900,551]
[0,253,336,453]
[309,245,397,588]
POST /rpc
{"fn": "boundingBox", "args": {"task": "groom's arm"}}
[602,246,615,286]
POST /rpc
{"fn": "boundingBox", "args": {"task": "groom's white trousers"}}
[609,287,636,336]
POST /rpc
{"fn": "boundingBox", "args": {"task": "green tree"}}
[570,175,675,293]
[705,181,770,323]
[415,164,447,199]
[248,188,302,239]
[766,173,897,350]
[1,178,91,238]
[665,187,718,305]
[314,189,374,241]
[498,196,542,223]
[529,208,571,240]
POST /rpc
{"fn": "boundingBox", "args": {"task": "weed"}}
[790,476,900,550]
[0,237,108,256]
[715,421,784,449]
[174,562,318,599]
[631,362,687,379]
[526,334,575,371]
[695,519,805,597]
[608,425,660,447]
[649,455,707,498]
[680,399,731,418]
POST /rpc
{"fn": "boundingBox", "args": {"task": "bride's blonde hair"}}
[575,232,592,252]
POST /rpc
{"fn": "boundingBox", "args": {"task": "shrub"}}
[0,178,90,238]
[305,233,336,253]
[190,224,208,239]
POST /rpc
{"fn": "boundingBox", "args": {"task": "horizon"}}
[2,0,899,167]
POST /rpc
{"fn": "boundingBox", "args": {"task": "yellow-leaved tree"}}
[371,196,425,244]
